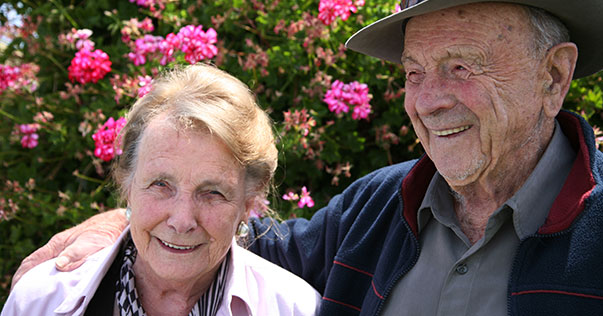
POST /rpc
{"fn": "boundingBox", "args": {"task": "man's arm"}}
[10,208,128,290]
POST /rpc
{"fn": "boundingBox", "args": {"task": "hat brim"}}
[345,0,603,78]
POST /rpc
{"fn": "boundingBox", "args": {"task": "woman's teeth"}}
[160,239,197,250]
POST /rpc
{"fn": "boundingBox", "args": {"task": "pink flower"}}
[158,32,181,65]
[16,124,41,149]
[139,18,155,32]
[282,191,299,201]
[128,35,163,66]
[68,48,112,84]
[178,25,218,64]
[352,103,371,120]
[249,198,270,218]
[318,0,365,25]
[298,186,315,208]
[0,64,20,93]
[91,117,127,161]
[323,79,372,120]
[137,75,153,98]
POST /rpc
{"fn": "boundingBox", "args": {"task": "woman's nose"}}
[166,196,198,234]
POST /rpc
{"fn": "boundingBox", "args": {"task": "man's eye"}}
[405,71,424,84]
[452,65,471,78]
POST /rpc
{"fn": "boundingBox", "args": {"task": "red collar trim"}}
[538,112,595,234]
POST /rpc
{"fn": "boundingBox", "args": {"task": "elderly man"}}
[12,0,603,315]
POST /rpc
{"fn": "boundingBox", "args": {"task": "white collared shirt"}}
[2,228,321,316]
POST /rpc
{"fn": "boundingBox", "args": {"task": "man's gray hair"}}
[525,6,570,58]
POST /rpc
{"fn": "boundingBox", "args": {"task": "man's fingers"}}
[10,209,128,290]
[54,231,116,271]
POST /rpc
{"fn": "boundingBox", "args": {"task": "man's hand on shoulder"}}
[11,208,128,290]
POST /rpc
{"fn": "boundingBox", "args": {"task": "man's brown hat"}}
[345,0,603,78]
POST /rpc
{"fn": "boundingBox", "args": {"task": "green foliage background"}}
[1,0,602,306]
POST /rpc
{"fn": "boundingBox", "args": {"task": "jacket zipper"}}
[374,200,422,316]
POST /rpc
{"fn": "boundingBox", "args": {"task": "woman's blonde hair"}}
[112,63,278,202]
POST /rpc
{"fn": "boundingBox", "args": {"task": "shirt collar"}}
[507,120,576,239]
[221,239,256,316]
[418,120,576,239]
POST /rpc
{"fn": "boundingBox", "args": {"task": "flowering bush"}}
[0,0,601,306]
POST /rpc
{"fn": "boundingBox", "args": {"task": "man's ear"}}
[541,42,578,118]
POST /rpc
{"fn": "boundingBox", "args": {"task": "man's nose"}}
[414,74,457,116]
[166,195,199,234]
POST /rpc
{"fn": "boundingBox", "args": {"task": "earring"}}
[125,207,132,221]
[237,221,249,237]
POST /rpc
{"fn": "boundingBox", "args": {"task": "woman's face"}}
[128,115,249,286]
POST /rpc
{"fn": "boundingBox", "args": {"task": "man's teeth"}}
[432,125,471,136]
[160,239,197,250]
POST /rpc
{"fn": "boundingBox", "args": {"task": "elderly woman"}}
[2,64,320,316]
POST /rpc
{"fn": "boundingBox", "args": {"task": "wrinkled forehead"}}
[403,2,531,56]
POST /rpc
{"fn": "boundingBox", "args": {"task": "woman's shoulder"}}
[229,244,321,315]
[2,234,125,316]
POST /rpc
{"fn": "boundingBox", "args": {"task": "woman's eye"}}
[152,180,167,187]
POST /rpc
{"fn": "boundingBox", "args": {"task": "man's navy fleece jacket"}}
[249,110,603,316]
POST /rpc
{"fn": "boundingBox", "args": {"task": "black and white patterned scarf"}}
[116,235,230,316]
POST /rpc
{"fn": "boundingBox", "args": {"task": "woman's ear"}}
[541,42,578,118]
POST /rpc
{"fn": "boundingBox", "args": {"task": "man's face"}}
[402,3,550,189]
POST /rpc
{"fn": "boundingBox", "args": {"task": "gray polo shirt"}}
[381,121,576,315]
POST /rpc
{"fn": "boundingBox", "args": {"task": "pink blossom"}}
[298,186,315,208]
[352,103,371,120]
[139,18,155,32]
[158,33,181,65]
[0,64,20,93]
[178,25,218,64]
[0,63,39,94]
[16,124,41,149]
[282,192,299,201]
[91,117,127,162]
[128,35,163,66]
[323,79,372,120]
[59,28,95,50]
[137,75,153,98]
[318,0,365,25]
[249,198,270,218]
[68,48,112,84]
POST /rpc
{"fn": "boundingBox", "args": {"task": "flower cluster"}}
[91,117,127,162]
[15,124,41,149]
[318,0,365,25]
[282,186,315,208]
[323,80,372,120]
[129,0,166,17]
[68,48,113,84]
[177,25,218,64]
[58,28,95,50]
[137,75,153,98]
[128,35,164,66]
[126,25,218,66]
[0,63,39,95]
[283,109,316,138]
[121,17,155,43]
